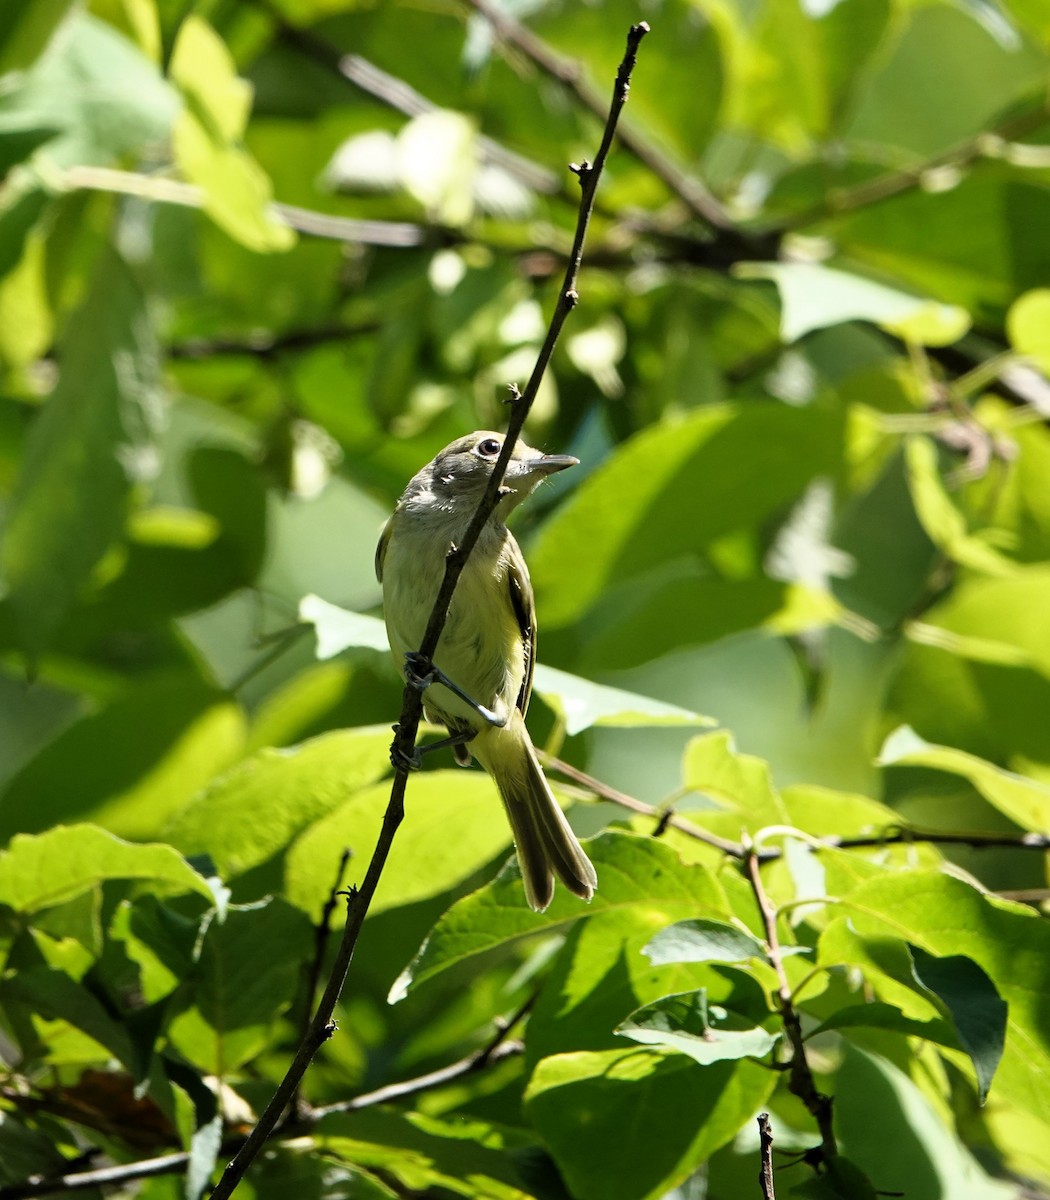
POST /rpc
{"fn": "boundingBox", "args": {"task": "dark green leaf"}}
[2,250,160,661]
[909,945,1006,1105]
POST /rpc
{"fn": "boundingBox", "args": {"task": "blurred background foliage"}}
[1,0,1050,1196]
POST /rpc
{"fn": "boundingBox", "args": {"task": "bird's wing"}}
[375,519,391,583]
[506,533,536,716]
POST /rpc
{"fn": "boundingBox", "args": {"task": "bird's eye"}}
[477,437,501,459]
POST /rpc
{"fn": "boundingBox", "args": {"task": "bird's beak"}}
[532,453,579,475]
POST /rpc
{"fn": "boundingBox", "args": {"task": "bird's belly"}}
[383,529,523,731]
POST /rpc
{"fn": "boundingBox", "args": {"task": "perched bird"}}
[376,430,597,911]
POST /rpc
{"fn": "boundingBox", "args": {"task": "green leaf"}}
[526,904,770,1067]
[1,250,160,661]
[1007,287,1050,371]
[0,1112,67,1186]
[186,1114,223,1200]
[0,12,178,168]
[617,990,780,1065]
[909,945,1006,1105]
[524,1048,773,1200]
[642,918,768,967]
[682,731,787,820]
[532,665,709,736]
[832,1043,1011,1199]
[298,599,704,734]
[808,1000,957,1047]
[300,595,390,658]
[287,770,518,920]
[315,1108,537,1199]
[0,0,77,74]
[530,401,843,628]
[0,675,245,841]
[904,436,1017,577]
[741,262,971,346]
[166,727,394,879]
[393,830,728,1000]
[837,871,1050,1113]
[0,825,213,912]
[170,15,294,252]
[879,725,1050,830]
[166,897,311,1074]
[1,966,138,1071]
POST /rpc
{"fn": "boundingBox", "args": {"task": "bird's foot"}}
[402,652,507,729]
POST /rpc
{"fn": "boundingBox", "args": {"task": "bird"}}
[376,429,597,911]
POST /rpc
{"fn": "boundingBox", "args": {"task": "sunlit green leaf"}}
[0,824,213,912]
[166,727,394,879]
[742,262,971,345]
[394,831,728,1000]
[879,725,1050,830]
[525,1047,773,1200]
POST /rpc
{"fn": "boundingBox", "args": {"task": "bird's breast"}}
[381,515,524,729]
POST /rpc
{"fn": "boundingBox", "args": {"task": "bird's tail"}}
[472,712,597,912]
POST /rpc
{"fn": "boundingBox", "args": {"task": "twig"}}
[292,849,353,1118]
[744,846,836,1163]
[464,0,732,232]
[541,753,747,858]
[543,755,1050,860]
[311,991,535,1119]
[758,1113,776,1200]
[0,1152,191,1199]
[208,24,647,1200]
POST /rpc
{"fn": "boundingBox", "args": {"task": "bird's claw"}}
[390,724,422,772]
[403,651,435,692]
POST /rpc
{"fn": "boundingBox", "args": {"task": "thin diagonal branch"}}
[542,752,747,857]
[744,847,836,1163]
[463,0,733,232]
[254,0,558,195]
[310,991,535,1120]
[208,23,647,1200]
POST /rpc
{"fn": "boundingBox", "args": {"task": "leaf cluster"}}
[1,1,1050,1198]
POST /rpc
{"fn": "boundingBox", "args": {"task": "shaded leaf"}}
[909,945,1006,1105]
[525,1047,773,1200]
[393,831,728,1000]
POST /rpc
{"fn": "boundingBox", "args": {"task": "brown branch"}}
[543,754,1050,860]
[744,847,836,1163]
[310,991,535,1120]
[463,0,733,233]
[758,1113,776,1200]
[292,848,353,1119]
[541,753,747,858]
[208,24,647,1200]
